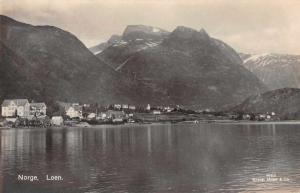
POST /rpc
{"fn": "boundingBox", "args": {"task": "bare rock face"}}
[98,25,266,110]
[241,53,300,90]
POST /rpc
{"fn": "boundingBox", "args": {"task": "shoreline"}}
[2,120,300,130]
[215,120,300,125]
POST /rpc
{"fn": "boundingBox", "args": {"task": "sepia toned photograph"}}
[1,0,300,192]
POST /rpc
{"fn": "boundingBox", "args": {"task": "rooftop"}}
[2,99,29,107]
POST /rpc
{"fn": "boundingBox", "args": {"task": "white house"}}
[30,103,47,117]
[113,104,122,110]
[1,99,30,117]
[98,112,107,120]
[122,104,129,109]
[58,102,83,119]
[128,105,136,110]
[66,105,83,118]
[87,113,96,120]
[106,110,125,119]
[51,116,64,126]
[164,106,174,112]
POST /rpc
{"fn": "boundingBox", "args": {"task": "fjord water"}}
[1,123,300,193]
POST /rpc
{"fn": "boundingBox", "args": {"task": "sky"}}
[1,0,300,54]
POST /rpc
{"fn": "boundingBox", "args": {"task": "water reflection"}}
[1,124,300,193]
[147,126,151,154]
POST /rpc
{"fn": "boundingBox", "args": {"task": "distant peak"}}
[125,25,151,30]
[170,26,210,40]
[122,25,169,41]
[123,25,168,36]
[107,34,121,43]
[174,26,198,33]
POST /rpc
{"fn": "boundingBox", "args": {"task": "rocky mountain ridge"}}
[240,53,300,90]
[96,25,267,109]
[0,15,267,110]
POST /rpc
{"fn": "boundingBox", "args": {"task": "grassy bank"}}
[133,112,226,123]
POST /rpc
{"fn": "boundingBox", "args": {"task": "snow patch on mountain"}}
[152,27,160,33]
[241,53,300,90]
[94,50,103,55]
[112,40,128,47]
[244,53,271,63]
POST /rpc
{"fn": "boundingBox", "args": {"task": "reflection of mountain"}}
[233,88,300,119]
[240,53,300,90]
[97,25,266,109]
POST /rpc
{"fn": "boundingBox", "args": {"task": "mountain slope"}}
[98,25,266,109]
[0,15,132,105]
[0,16,267,110]
[89,34,122,54]
[241,53,300,90]
[233,88,300,119]
[0,42,30,98]
[97,25,170,69]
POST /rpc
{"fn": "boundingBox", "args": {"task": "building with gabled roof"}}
[30,103,47,117]
[57,102,83,119]
[66,105,83,118]
[1,99,30,117]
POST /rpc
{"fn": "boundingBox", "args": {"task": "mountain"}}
[0,16,267,110]
[90,25,169,56]
[89,34,122,54]
[232,88,300,120]
[95,25,170,69]
[0,42,30,98]
[97,25,266,109]
[239,53,252,61]
[240,53,300,90]
[0,15,132,105]
[122,25,169,41]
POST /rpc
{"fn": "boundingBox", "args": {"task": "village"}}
[0,99,279,128]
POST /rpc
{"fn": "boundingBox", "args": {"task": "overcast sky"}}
[1,0,300,54]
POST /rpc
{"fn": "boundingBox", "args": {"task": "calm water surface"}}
[1,123,300,193]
